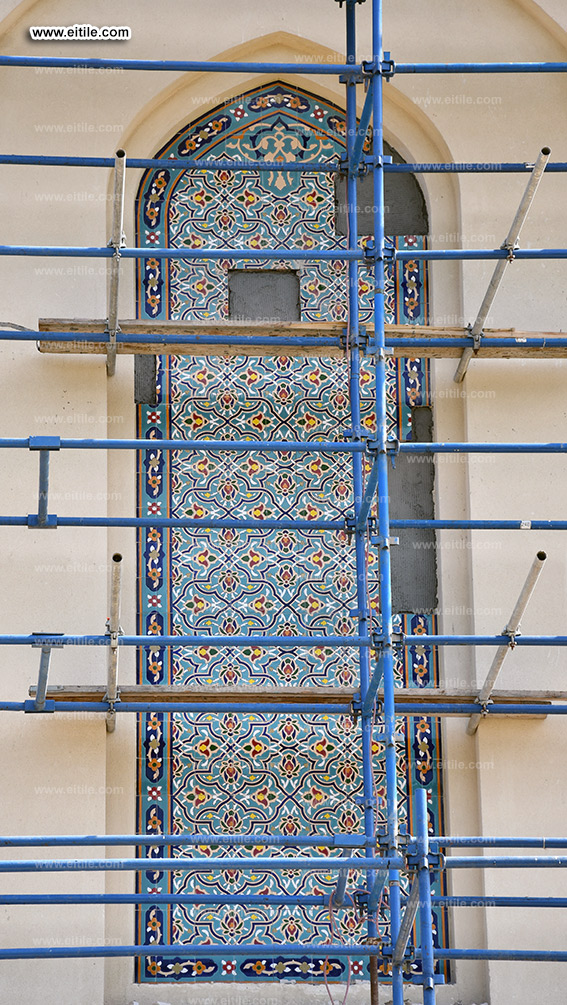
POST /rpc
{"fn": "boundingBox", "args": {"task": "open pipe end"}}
[112,553,123,564]
[541,147,551,157]
[115,149,126,159]
[537,550,547,562]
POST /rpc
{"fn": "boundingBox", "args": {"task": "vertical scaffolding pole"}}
[105,553,123,733]
[415,787,436,1004]
[371,1,403,1001]
[344,4,380,999]
[106,149,126,377]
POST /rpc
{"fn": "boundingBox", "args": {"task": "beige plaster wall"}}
[0,0,565,1003]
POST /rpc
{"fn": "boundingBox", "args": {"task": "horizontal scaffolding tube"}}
[0,246,364,261]
[395,248,567,261]
[434,950,567,962]
[432,837,567,848]
[0,943,391,961]
[0,154,340,173]
[0,699,565,716]
[4,154,567,173]
[0,893,332,907]
[4,245,567,262]
[8,515,567,531]
[0,855,401,874]
[431,896,567,908]
[0,437,364,452]
[16,701,352,714]
[401,635,567,647]
[0,55,365,74]
[396,704,567,715]
[2,944,566,962]
[3,331,346,348]
[398,442,567,454]
[444,857,567,869]
[390,520,567,530]
[22,517,348,531]
[0,633,369,648]
[8,331,567,353]
[0,833,367,848]
[386,162,567,174]
[395,61,567,74]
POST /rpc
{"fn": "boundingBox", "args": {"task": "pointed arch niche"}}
[134,80,448,987]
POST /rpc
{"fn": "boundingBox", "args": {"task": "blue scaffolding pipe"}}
[0,437,365,452]
[20,516,349,531]
[401,635,567,647]
[0,54,365,74]
[16,701,353,715]
[0,245,364,261]
[9,331,567,353]
[0,633,370,648]
[0,855,401,874]
[435,950,567,962]
[398,442,567,454]
[1,943,566,962]
[367,867,388,914]
[7,244,567,261]
[386,162,567,173]
[2,332,346,348]
[7,515,567,532]
[0,833,367,848]
[0,943,393,961]
[395,704,567,716]
[390,520,567,530]
[4,153,567,174]
[349,77,374,174]
[0,154,341,172]
[345,0,380,967]
[372,4,404,1003]
[431,896,567,908]
[388,336,567,349]
[395,61,567,74]
[443,856,567,869]
[394,248,567,261]
[0,700,565,716]
[431,837,567,848]
[416,787,436,1003]
[0,893,333,907]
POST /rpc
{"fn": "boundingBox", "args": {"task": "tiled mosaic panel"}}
[135,83,447,984]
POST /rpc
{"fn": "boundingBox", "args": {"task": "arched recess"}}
[133,79,448,986]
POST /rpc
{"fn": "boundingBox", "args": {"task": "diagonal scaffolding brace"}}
[454,146,551,382]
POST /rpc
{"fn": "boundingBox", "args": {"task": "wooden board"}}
[28,684,552,717]
[35,319,567,359]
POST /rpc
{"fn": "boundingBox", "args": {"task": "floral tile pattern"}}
[135,83,447,984]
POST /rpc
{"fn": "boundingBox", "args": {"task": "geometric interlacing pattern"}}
[135,83,446,984]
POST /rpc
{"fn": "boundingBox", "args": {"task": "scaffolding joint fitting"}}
[28,436,61,451]
[341,324,368,349]
[466,323,482,354]
[365,342,393,359]
[366,438,388,456]
[504,627,520,649]
[27,513,57,529]
[502,239,519,262]
[23,699,55,714]
[406,849,442,871]
[31,632,64,648]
